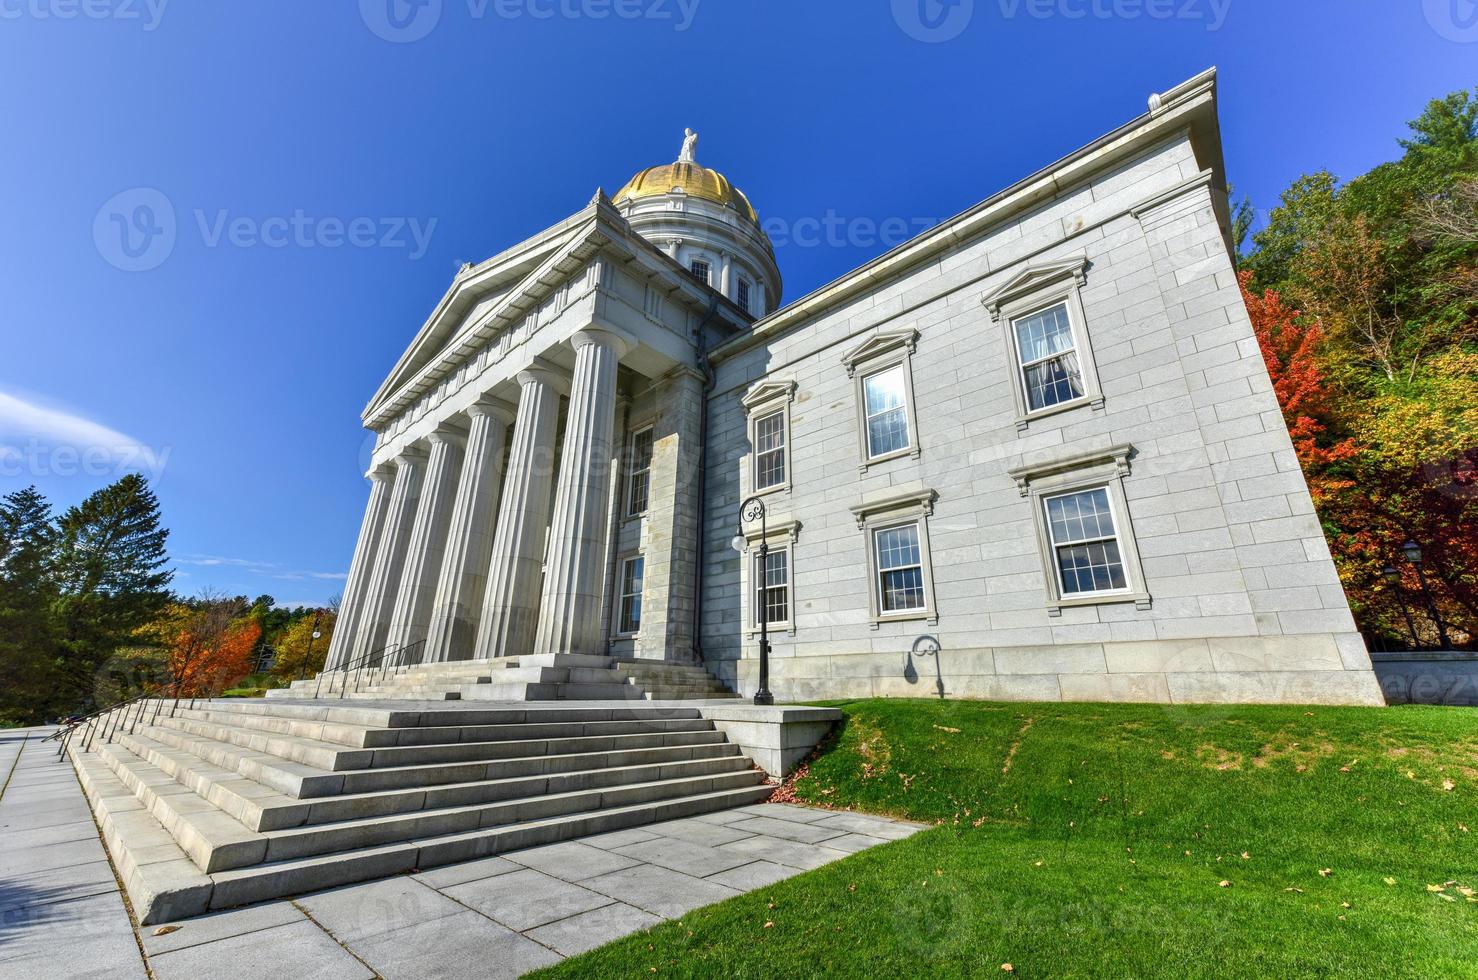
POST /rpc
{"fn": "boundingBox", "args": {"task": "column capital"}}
[516,359,571,397]
[426,426,467,450]
[466,397,516,426]
[571,325,634,359]
[394,446,430,467]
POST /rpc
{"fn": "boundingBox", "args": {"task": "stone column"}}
[473,366,566,659]
[425,399,514,661]
[324,469,392,671]
[350,448,426,663]
[637,367,705,662]
[535,328,631,656]
[385,428,465,657]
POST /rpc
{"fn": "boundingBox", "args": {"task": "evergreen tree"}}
[0,487,60,724]
[52,474,173,711]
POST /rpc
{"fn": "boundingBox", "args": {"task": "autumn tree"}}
[270,609,336,681]
[150,595,261,699]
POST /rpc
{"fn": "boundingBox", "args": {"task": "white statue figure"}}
[679,128,698,164]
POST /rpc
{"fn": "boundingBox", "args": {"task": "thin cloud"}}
[0,389,168,479]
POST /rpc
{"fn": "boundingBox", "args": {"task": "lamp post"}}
[730,495,774,706]
[1381,566,1421,650]
[1402,541,1452,650]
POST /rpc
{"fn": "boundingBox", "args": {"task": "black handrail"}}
[312,638,429,699]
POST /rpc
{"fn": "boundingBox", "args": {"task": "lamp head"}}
[730,533,747,554]
[1381,566,1400,584]
[1402,541,1422,564]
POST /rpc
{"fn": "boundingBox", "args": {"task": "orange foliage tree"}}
[151,597,261,698]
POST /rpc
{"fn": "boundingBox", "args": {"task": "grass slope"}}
[532,700,1477,979]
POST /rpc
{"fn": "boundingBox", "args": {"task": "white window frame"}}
[625,425,654,517]
[841,329,922,473]
[1006,443,1151,616]
[614,554,645,637]
[1043,486,1132,600]
[752,545,791,631]
[736,277,752,314]
[849,487,939,628]
[738,520,801,637]
[740,380,796,497]
[981,257,1104,430]
[689,259,711,285]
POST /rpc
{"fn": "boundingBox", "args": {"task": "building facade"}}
[324,69,1385,706]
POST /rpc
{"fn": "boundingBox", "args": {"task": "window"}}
[617,556,644,634]
[863,366,911,458]
[1013,302,1084,411]
[842,329,921,472]
[874,524,926,613]
[626,427,653,516]
[736,278,751,313]
[740,380,795,495]
[689,260,710,284]
[849,487,938,626]
[753,410,786,490]
[981,257,1104,429]
[1005,442,1150,615]
[1044,488,1126,595]
[754,548,790,626]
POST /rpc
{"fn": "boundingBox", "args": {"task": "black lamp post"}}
[1402,541,1452,650]
[302,609,323,681]
[731,495,774,706]
[1381,566,1421,649]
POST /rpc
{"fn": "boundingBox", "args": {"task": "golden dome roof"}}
[613,161,760,226]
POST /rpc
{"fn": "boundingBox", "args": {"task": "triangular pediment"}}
[979,257,1089,319]
[840,328,919,377]
[740,380,796,411]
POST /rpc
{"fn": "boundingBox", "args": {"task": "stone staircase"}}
[66,697,772,924]
[269,654,737,702]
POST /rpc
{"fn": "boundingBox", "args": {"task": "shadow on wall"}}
[905,635,946,699]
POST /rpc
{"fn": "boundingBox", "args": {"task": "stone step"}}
[140,715,744,799]
[198,699,703,727]
[119,726,754,833]
[71,734,772,925]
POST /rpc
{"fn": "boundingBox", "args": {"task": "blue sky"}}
[0,1,1472,608]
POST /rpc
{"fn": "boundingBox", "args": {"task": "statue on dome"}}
[679,128,698,164]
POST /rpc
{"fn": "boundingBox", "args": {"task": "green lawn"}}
[533,700,1477,978]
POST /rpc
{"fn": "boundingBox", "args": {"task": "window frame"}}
[738,519,801,637]
[689,259,711,285]
[740,380,796,497]
[1006,443,1151,616]
[613,554,645,638]
[1042,486,1132,600]
[849,487,939,628]
[736,277,752,314]
[624,424,654,518]
[982,257,1105,431]
[841,329,922,473]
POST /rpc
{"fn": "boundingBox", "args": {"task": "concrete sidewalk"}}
[2,725,925,979]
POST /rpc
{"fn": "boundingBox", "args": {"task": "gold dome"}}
[613,161,760,226]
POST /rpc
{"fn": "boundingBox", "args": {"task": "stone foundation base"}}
[724,633,1386,707]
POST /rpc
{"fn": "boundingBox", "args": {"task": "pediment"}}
[740,379,796,411]
[979,257,1089,320]
[840,328,919,377]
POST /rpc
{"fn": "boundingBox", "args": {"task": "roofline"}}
[710,67,1225,364]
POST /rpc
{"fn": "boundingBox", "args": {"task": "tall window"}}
[1044,487,1127,595]
[736,278,751,313]
[689,260,711,285]
[874,523,925,613]
[753,410,786,490]
[755,548,790,626]
[863,365,911,458]
[618,556,644,634]
[626,427,653,516]
[1013,302,1084,411]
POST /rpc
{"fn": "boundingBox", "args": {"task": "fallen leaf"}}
[1000,965,1014,974]
[1426,884,1445,893]
[932,725,961,734]
[1033,860,1044,867]
[1340,902,1351,909]
[1442,780,1455,791]
[1285,887,1304,893]
[1241,852,1251,861]
[1457,887,1475,898]
[1219,880,1231,888]
[152,925,181,936]
[764,921,775,928]
[1437,893,1457,903]
[1383,877,1397,886]
[1318,868,1334,877]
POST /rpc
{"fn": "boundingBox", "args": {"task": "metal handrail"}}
[312,638,429,699]
[47,689,170,760]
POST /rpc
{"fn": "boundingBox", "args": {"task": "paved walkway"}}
[1,726,925,979]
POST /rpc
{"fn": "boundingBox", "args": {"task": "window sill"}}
[1015,394,1104,431]
[1046,590,1152,617]
[869,610,936,629]
[858,445,920,473]
[751,482,790,499]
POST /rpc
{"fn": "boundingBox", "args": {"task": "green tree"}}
[0,487,61,724]
[52,474,173,711]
